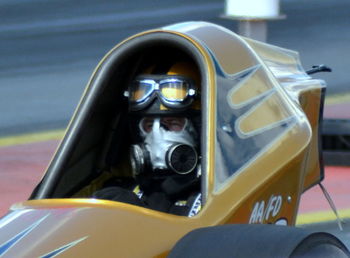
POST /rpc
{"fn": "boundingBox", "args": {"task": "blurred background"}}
[0,0,349,136]
[0,0,349,248]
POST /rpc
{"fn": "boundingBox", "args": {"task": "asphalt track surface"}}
[1,0,350,136]
[0,0,349,251]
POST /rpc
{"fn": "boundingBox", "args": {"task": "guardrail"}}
[322,119,350,166]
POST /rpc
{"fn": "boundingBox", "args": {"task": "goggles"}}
[127,75,196,111]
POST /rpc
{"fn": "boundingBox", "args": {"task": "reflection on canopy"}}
[212,52,298,191]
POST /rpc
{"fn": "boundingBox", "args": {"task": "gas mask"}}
[130,117,198,176]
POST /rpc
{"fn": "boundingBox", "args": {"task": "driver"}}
[93,62,202,216]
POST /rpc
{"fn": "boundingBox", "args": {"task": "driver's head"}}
[126,61,201,177]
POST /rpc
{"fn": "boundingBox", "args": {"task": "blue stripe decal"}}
[0,210,33,230]
[40,236,88,258]
[0,214,49,257]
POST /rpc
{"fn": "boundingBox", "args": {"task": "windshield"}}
[213,56,298,191]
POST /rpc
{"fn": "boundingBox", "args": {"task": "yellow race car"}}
[0,21,348,257]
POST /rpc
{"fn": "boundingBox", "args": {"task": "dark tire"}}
[168,224,349,258]
[291,232,349,258]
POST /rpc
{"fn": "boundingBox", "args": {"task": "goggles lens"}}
[160,80,189,102]
[130,80,154,103]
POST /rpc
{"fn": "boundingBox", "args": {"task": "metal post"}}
[222,0,285,42]
[238,20,268,42]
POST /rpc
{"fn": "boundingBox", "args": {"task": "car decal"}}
[40,236,88,258]
[188,193,202,217]
[0,213,49,256]
[249,194,283,224]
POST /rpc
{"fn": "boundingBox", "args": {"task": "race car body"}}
[0,22,345,257]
